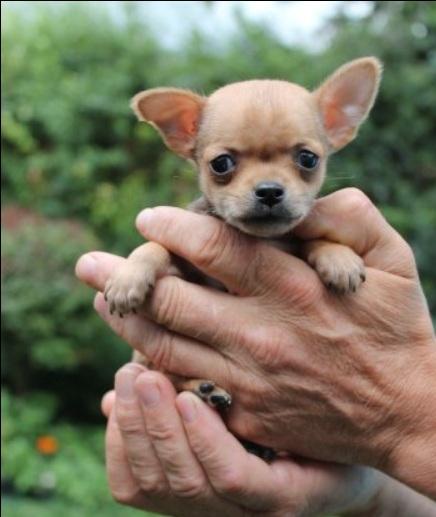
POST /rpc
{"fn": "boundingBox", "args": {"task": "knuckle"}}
[152,277,182,327]
[338,187,373,215]
[146,332,175,371]
[146,423,178,444]
[250,335,283,370]
[116,406,143,435]
[111,486,140,506]
[279,272,322,308]
[127,456,158,481]
[138,475,167,496]
[195,221,238,272]
[215,467,246,497]
[170,476,206,499]
[233,324,283,372]
[391,233,417,276]
[397,236,415,264]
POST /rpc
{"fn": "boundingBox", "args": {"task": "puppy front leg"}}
[105,242,174,316]
[302,239,366,294]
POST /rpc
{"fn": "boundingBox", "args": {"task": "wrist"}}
[380,343,436,499]
[341,471,387,517]
[342,473,436,517]
[303,466,382,517]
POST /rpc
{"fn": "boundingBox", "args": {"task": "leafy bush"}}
[1,389,108,504]
[1,209,130,419]
[1,390,153,514]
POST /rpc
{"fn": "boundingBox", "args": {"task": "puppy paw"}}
[197,381,232,410]
[104,264,156,316]
[180,380,232,410]
[307,243,366,294]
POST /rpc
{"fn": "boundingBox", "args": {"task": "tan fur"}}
[314,57,383,150]
[131,88,205,158]
[104,57,382,412]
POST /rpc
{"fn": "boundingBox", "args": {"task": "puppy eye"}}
[297,150,319,170]
[210,154,236,175]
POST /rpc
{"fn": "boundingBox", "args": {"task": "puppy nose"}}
[254,182,285,207]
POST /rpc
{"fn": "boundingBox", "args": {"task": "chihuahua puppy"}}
[105,57,382,412]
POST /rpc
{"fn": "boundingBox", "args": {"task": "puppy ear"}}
[313,57,382,150]
[131,88,206,158]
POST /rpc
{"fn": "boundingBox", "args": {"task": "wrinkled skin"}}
[101,363,383,517]
[76,188,436,499]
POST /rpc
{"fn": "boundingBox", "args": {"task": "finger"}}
[136,207,314,295]
[115,363,168,495]
[294,188,416,278]
[135,371,223,504]
[105,403,149,509]
[148,276,255,350]
[75,251,124,290]
[112,367,234,516]
[94,293,230,384]
[176,392,292,511]
[101,390,115,418]
[78,250,254,353]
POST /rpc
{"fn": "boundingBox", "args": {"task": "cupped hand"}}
[76,188,436,496]
[102,363,381,517]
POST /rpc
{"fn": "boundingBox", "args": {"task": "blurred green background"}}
[1,1,435,515]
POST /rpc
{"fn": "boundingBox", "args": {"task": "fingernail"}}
[75,254,97,281]
[178,393,198,423]
[136,208,155,231]
[137,374,160,407]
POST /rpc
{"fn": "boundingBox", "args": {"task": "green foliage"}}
[1,386,154,514]
[1,215,130,419]
[2,389,105,503]
[1,0,435,510]
[2,497,145,517]
[1,2,199,254]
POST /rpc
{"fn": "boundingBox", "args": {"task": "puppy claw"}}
[210,393,232,410]
[309,245,366,294]
[104,264,156,316]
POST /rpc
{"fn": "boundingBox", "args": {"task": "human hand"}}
[102,363,382,517]
[76,188,436,497]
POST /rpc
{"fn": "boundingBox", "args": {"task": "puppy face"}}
[132,58,381,237]
[195,81,327,236]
